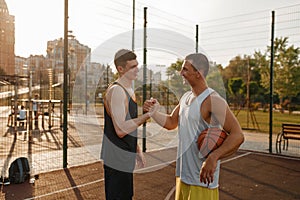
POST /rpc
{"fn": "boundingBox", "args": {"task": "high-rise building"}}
[0,0,15,75]
[46,37,91,83]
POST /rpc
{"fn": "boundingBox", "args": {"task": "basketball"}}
[197,127,228,157]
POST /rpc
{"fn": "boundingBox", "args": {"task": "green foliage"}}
[228,78,244,96]
[206,64,226,98]
[261,37,300,103]
[222,55,248,82]
[219,37,300,110]
[96,36,300,112]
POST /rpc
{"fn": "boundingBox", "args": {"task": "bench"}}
[276,123,300,153]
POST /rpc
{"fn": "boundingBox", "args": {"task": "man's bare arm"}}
[145,99,179,130]
[107,86,151,138]
[200,95,244,184]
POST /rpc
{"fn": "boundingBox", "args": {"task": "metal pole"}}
[106,65,109,87]
[150,70,152,98]
[63,0,69,168]
[269,11,275,154]
[196,24,199,53]
[167,75,170,114]
[142,7,147,152]
[132,0,135,52]
[28,71,32,139]
[131,0,136,90]
[247,58,250,128]
[13,76,18,133]
[85,63,88,115]
[27,71,33,182]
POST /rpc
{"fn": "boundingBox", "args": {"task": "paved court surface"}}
[1,115,298,177]
[1,148,299,200]
[0,109,299,199]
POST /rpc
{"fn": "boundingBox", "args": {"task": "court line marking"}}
[164,185,176,200]
[24,159,176,200]
[24,178,104,200]
[164,151,252,200]
[221,152,252,164]
[25,150,300,200]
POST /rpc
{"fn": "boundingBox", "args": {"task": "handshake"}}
[143,97,160,117]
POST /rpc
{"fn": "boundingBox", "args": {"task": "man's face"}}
[122,59,139,80]
[180,60,198,85]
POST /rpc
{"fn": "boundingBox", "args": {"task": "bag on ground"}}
[9,157,30,184]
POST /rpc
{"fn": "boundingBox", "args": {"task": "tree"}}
[221,55,255,104]
[260,37,300,106]
[222,55,248,81]
[227,77,245,108]
[206,64,226,98]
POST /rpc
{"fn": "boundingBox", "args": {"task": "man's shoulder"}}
[202,91,227,110]
[107,84,126,96]
[105,84,128,105]
[209,91,226,102]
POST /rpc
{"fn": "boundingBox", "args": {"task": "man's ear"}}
[116,65,123,73]
[197,69,205,79]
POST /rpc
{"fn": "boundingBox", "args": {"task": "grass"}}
[92,104,300,135]
[235,109,300,134]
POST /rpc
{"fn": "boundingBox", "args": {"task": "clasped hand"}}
[143,98,160,116]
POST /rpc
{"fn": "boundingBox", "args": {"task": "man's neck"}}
[191,82,208,96]
[117,77,136,100]
[118,77,132,89]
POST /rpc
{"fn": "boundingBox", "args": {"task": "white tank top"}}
[176,88,220,188]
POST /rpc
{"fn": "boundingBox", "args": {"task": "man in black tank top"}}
[101,49,157,200]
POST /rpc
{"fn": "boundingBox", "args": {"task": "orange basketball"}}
[197,127,228,157]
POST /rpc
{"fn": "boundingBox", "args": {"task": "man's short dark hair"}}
[185,53,209,77]
[114,49,137,68]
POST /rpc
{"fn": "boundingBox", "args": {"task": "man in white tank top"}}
[144,53,244,200]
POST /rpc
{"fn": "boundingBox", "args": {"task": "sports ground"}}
[1,148,300,200]
[0,109,299,200]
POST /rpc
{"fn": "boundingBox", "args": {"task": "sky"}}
[4,0,300,64]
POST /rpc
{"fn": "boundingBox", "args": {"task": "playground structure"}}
[0,73,63,137]
[234,98,260,131]
[233,61,260,131]
[9,98,63,132]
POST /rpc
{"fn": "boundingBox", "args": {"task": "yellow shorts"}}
[175,177,219,200]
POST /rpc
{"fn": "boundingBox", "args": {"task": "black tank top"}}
[101,82,138,172]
